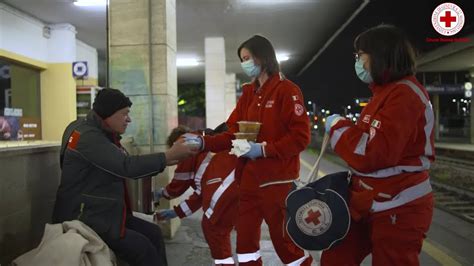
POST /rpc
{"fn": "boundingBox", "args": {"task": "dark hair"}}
[354,24,416,85]
[237,35,280,76]
[166,125,191,148]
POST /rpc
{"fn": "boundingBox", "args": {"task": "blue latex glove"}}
[325,114,343,133]
[157,209,177,220]
[241,142,263,160]
[153,188,163,202]
[182,133,203,150]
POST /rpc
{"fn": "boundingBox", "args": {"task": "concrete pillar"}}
[225,73,237,119]
[205,37,226,128]
[109,0,180,238]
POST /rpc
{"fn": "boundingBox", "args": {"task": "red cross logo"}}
[304,209,321,225]
[440,11,456,28]
[431,3,465,37]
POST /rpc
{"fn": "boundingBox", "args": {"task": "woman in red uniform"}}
[322,24,434,265]
[185,35,312,266]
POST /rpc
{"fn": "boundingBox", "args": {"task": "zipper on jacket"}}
[82,193,117,201]
[77,202,85,220]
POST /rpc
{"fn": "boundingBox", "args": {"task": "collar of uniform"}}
[253,73,282,94]
[368,75,415,96]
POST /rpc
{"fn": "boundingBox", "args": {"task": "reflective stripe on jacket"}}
[330,76,435,198]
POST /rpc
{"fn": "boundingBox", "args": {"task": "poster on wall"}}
[19,117,42,140]
[0,116,20,140]
[0,107,41,141]
[0,116,42,141]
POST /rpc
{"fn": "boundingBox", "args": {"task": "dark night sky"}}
[293,0,474,114]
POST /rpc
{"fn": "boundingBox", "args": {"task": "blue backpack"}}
[285,135,351,251]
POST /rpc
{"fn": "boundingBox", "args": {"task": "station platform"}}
[161,150,474,265]
[435,142,474,152]
[435,142,474,161]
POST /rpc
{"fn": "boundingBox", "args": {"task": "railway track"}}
[432,181,474,224]
[435,155,474,172]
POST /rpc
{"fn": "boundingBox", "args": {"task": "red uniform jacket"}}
[164,152,213,218]
[203,73,311,188]
[330,76,435,199]
[172,151,239,221]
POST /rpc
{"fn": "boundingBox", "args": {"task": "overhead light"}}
[177,58,199,67]
[73,0,107,7]
[240,0,310,4]
[276,53,289,62]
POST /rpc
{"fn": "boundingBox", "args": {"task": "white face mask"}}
[241,59,261,78]
[354,58,373,83]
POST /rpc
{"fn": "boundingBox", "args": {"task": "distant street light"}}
[465,82,472,90]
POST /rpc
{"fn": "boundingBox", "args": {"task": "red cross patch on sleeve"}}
[67,130,81,150]
[294,104,304,116]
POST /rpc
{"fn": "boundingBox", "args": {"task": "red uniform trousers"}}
[321,194,433,266]
[236,183,312,266]
[201,202,237,266]
[199,152,239,265]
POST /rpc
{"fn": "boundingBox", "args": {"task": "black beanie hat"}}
[93,88,132,119]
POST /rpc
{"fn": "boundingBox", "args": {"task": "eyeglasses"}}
[353,52,367,61]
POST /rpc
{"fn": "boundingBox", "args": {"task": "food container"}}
[234,132,258,142]
[184,137,201,149]
[237,121,262,133]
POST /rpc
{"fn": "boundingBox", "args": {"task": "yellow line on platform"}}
[422,239,461,266]
[300,157,462,266]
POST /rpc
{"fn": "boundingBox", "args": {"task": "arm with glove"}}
[325,87,422,173]
[241,141,264,160]
[325,114,346,134]
[155,209,177,220]
[155,191,202,220]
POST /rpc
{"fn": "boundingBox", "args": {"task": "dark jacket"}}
[53,111,167,240]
